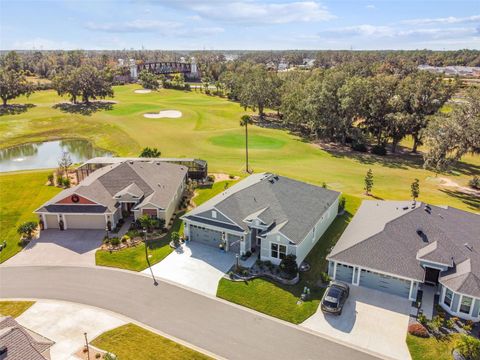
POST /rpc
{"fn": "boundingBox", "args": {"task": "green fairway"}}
[209,133,287,149]
[91,323,211,360]
[1,84,478,213]
[217,194,362,323]
[0,170,61,263]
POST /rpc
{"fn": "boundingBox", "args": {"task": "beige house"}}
[35,160,187,230]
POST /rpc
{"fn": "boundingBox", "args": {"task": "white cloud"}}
[11,38,80,50]
[366,4,375,9]
[401,15,480,25]
[171,1,334,24]
[319,25,395,37]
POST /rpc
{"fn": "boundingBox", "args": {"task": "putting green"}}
[209,134,286,149]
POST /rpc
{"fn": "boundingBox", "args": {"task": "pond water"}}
[0,140,111,172]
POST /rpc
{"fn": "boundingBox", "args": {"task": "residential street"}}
[0,266,380,360]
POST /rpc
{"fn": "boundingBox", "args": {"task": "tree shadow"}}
[0,103,36,116]
[439,188,480,211]
[53,101,115,116]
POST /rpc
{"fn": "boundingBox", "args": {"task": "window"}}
[212,210,217,219]
[270,243,287,259]
[444,288,453,308]
[460,296,473,314]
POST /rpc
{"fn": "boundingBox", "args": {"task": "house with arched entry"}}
[35,160,187,231]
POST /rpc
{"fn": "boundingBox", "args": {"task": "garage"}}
[359,269,411,298]
[335,263,354,283]
[65,214,106,229]
[45,214,59,229]
[190,224,223,248]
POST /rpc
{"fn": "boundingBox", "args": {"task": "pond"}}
[0,140,112,172]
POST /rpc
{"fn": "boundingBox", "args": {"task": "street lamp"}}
[84,332,90,360]
[143,227,148,259]
[105,225,110,240]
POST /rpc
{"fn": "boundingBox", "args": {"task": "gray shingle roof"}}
[184,173,340,244]
[0,316,53,360]
[328,201,480,297]
[37,161,187,214]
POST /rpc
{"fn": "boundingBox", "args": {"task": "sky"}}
[0,0,479,50]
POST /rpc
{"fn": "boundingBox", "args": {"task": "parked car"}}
[321,281,350,315]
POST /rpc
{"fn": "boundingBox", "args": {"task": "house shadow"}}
[0,103,35,116]
[439,188,480,211]
[53,101,115,116]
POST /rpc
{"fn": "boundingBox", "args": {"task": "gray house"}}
[36,160,187,230]
[327,200,480,320]
[183,173,340,265]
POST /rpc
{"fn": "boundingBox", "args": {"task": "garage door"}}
[190,225,223,248]
[359,269,411,298]
[335,263,354,283]
[45,214,59,229]
[65,214,106,229]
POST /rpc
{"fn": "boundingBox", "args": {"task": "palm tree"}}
[240,115,253,173]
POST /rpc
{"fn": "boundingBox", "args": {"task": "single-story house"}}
[0,316,54,360]
[35,160,187,230]
[182,173,340,265]
[327,200,480,320]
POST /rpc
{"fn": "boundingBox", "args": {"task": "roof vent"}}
[0,346,7,356]
[156,162,161,165]
[273,175,279,180]
[465,243,473,251]
[269,179,274,184]
[129,161,134,164]
[402,206,409,210]
[417,229,428,242]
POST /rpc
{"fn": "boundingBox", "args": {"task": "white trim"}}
[408,281,416,301]
[333,262,338,280]
[185,219,246,237]
[416,258,451,268]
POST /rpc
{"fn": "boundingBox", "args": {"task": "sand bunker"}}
[134,89,152,94]
[143,110,182,119]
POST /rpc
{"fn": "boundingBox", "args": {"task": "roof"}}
[328,201,480,297]
[36,161,187,214]
[80,157,207,167]
[0,316,54,360]
[184,173,340,245]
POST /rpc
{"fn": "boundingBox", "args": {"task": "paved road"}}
[0,266,380,360]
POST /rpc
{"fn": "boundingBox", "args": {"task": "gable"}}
[194,209,236,225]
[56,194,97,205]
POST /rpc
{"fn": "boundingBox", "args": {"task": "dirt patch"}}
[211,173,239,181]
[436,177,480,196]
[134,89,152,94]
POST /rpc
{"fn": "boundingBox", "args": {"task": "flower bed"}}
[224,262,300,285]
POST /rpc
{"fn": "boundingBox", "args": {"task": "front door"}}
[424,267,440,285]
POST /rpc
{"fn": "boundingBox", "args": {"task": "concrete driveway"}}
[16,300,126,360]
[301,286,412,360]
[3,229,103,267]
[142,242,235,295]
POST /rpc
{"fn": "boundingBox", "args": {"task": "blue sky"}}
[0,0,479,50]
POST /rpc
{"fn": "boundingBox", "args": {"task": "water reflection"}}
[0,140,111,172]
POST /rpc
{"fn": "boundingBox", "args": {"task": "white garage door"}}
[335,263,354,283]
[65,214,106,229]
[359,269,411,298]
[190,224,223,248]
[45,214,59,229]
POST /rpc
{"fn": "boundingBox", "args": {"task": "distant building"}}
[418,65,480,77]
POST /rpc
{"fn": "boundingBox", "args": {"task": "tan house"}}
[35,160,187,230]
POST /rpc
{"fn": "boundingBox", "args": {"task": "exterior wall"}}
[439,284,480,321]
[45,214,59,229]
[164,175,186,224]
[56,194,96,205]
[260,232,295,265]
[295,197,339,265]
[112,209,121,227]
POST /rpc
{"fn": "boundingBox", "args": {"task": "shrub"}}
[456,335,480,359]
[418,313,428,325]
[279,254,298,276]
[47,173,54,185]
[171,231,180,247]
[338,196,346,212]
[429,315,444,332]
[95,353,101,359]
[207,175,215,182]
[62,177,71,188]
[351,142,368,152]
[229,174,235,179]
[320,272,331,283]
[245,250,252,257]
[110,237,120,246]
[371,145,387,156]
[446,318,456,330]
[17,221,38,240]
[241,269,249,276]
[408,323,429,338]
[121,235,129,243]
[469,176,480,190]
[255,259,263,266]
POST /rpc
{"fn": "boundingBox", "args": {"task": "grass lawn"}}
[0,301,35,317]
[91,323,211,360]
[95,212,184,271]
[0,170,61,263]
[1,85,478,213]
[193,180,239,206]
[406,334,461,360]
[217,194,362,324]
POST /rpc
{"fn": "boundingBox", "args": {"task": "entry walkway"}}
[420,285,436,320]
